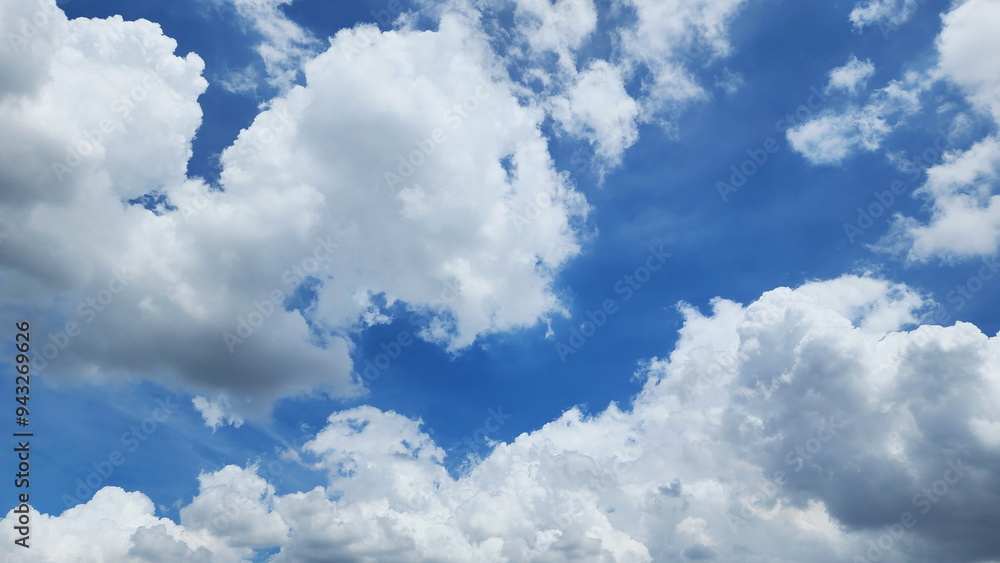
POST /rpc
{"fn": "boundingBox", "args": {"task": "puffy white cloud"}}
[616,0,746,118]
[0,0,68,101]
[180,465,290,549]
[476,0,748,171]
[0,0,760,424]
[882,135,1000,261]
[936,0,1000,121]
[550,60,640,169]
[788,70,924,165]
[826,55,876,95]
[0,1,589,421]
[876,0,1000,260]
[787,107,892,165]
[849,0,922,31]
[780,0,1000,261]
[12,274,1000,561]
[193,395,247,431]
[0,487,248,562]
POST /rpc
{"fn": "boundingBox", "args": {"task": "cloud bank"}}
[5,274,1000,562]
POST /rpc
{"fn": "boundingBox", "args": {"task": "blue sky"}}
[2,0,1000,561]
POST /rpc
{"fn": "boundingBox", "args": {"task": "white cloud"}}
[10,274,1000,561]
[0,487,248,562]
[877,0,1000,260]
[0,0,760,424]
[616,0,747,119]
[481,0,748,171]
[550,60,640,169]
[180,465,290,549]
[786,108,892,165]
[849,0,922,31]
[935,0,1000,121]
[223,0,319,91]
[0,0,68,101]
[826,55,875,95]
[193,395,246,431]
[0,1,593,423]
[216,64,260,95]
[510,0,598,72]
[882,135,1000,261]
[788,69,924,165]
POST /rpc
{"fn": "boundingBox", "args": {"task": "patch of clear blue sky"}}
[26,0,998,518]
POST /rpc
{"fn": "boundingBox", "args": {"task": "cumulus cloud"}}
[0,0,759,424]
[783,0,1000,262]
[826,55,876,95]
[0,1,590,423]
[549,60,640,169]
[193,395,247,431]
[882,135,1000,261]
[477,0,748,172]
[615,0,746,118]
[0,487,248,562]
[787,107,892,165]
[788,69,924,165]
[935,0,1000,122]
[877,0,1000,261]
[8,274,1000,561]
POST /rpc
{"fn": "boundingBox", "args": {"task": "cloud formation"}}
[849,0,923,31]
[0,0,751,424]
[878,0,1000,261]
[0,1,592,421]
[826,55,876,95]
[787,61,922,165]
[7,274,999,561]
